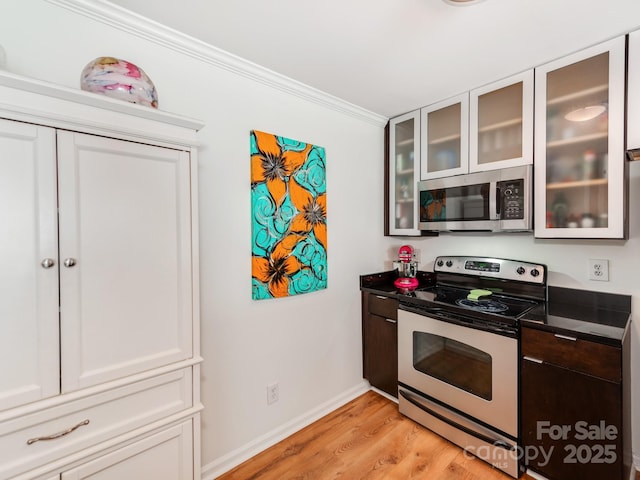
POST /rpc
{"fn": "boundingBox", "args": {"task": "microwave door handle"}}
[495,184,501,219]
[489,181,498,220]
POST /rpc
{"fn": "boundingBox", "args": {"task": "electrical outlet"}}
[588,259,609,281]
[267,382,279,404]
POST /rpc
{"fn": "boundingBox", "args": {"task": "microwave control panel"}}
[499,178,525,220]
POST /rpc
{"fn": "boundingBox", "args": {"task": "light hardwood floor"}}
[216,390,529,480]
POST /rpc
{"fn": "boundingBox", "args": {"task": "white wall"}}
[2,0,640,477]
[0,0,388,476]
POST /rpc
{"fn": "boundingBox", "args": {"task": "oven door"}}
[398,308,517,437]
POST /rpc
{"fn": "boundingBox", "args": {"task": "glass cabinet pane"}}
[388,110,421,236]
[535,36,625,238]
[477,82,523,165]
[470,70,533,173]
[545,52,609,229]
[421,93,468,180]
[427,103,462,173]
[393,117,416,230]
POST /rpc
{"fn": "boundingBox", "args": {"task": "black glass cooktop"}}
[409,285,541,319]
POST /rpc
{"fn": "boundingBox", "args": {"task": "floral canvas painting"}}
[251,130,327,299]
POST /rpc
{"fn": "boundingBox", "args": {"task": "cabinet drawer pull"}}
[554,333,577,342]
[384,318,397,324]
[523,356,543,364]
[375,295,388,300]
[26,419,90,445]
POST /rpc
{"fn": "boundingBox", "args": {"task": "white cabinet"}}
[0,70,203,479]
[57,131,193,392]
[420,93,469,180]
[534,36,626,238]
[0,120,59,411]
[61,421,193,480]
[387,110,421,235]
[25,421,193,480]
[0,125,193,398]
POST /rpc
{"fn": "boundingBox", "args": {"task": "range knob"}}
[446,260,453,267]
[516,266,526,275]
[437,260,444,267]
[531,268,540,277]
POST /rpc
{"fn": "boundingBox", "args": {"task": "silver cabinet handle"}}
[63,258,77,268]
[523,356,543,364]
[384,318,397,324]
[554,333,577,342]
[26,419,90,445]
[375,295,388,300]
[41,258,55,269]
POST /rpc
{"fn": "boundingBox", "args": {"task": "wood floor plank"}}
[216,391,517,480]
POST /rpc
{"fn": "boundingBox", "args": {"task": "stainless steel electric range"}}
[397,256,547,478]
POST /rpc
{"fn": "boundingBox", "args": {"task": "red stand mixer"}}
[393,245,419,292]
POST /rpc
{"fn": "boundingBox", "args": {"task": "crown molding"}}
[46,0,389,127]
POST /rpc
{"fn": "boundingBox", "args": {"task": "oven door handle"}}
[399,389,515,451]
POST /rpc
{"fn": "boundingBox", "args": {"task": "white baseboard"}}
[525,469,548,480]
[369,385,399,404]
[200,381,370,480]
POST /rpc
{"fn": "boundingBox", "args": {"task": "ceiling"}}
[108,0,640,118]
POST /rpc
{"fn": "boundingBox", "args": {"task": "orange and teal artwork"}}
[251,130,327,299]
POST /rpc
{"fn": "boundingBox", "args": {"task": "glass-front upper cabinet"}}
[387,110,421,235]
[420,93,468,180]
[469,71,534,172]
[534,37,626,238]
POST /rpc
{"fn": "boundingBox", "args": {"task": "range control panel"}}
[433,256,546,284]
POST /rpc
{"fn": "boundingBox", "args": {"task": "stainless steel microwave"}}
[417,165,533,232]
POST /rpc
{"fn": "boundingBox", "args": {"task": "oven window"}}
[413,332,492,400]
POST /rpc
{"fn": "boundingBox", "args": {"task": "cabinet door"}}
[0,119,59,411]
[388,111,421,235]
[521,358,622,480]
[469,70,533,172]
[627,29,640,152]
[420,93,469,179]
[534,36,626,238]
[364,313,398,398]
[57,132,193,392]
[61,421,193,480]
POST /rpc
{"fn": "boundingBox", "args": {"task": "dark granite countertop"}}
[360,272,632,347]
[520,286,631,346]
[359,270,436,299]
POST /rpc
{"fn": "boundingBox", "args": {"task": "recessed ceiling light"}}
[442,0,486,5]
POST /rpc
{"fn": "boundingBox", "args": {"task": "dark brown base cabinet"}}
[362,292,398,398]
[521,325,631,480]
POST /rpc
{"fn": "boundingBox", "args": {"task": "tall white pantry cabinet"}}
[0,70,203,480]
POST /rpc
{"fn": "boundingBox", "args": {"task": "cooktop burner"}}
[455,298,509,313]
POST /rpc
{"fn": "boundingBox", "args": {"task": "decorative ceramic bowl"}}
[80,56,158,108]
